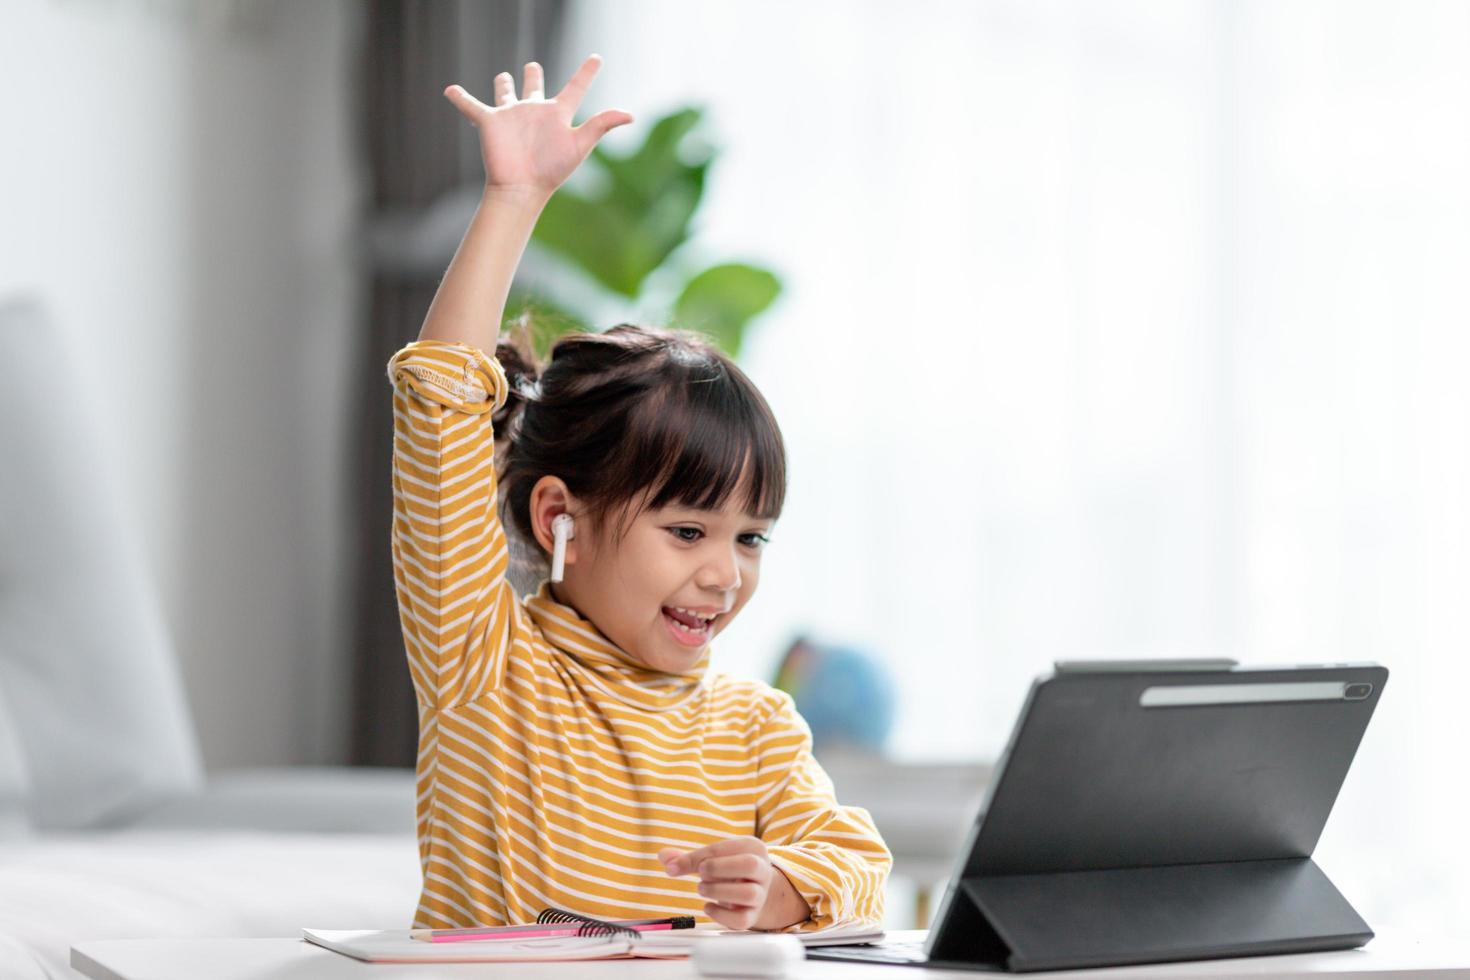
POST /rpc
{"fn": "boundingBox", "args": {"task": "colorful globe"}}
[774,638,896,754]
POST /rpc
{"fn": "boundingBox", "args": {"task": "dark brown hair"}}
[493,320,787,552]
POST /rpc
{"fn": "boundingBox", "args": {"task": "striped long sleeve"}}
[387,340,891,931]
[387,340,528,710]
[756,691,892,929]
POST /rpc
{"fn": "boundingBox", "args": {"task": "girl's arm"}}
[751,695,893,929]
[417,55,633,350]
[386,57,632,710]
[416,186,549,351]
[658,693,894,931]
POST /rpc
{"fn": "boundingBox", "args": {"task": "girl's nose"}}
[697,546,741,593]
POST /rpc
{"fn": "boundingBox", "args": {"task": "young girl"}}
[386,53,891,933]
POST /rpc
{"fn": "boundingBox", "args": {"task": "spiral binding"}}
[536,907,641,938]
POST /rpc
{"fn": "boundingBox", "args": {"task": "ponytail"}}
[493,317,552,595]
[493,316,543,452]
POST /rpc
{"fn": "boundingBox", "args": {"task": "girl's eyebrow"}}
[662,509,771,525]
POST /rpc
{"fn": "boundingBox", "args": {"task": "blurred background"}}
[2,0,1467,946]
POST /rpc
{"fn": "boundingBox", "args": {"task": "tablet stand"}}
[927,857,1372,973]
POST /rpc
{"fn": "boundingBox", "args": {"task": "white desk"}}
[70,932,1470,980]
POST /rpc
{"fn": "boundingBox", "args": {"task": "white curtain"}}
[562,0,1470,934]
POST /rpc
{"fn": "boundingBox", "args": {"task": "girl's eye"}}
[668,528,771,549]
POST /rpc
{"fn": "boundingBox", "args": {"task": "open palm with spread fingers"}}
[443,53,633,197]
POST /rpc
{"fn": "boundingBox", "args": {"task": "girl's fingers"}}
[705,902,759,931]
[522,61,545,100]
[696,853,766,881]
[443,84,490,124]
[573,108,635,156]
[698,880,763,908]
[494,71,517,107]
[554,53,603,114]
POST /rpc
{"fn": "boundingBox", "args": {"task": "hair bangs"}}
[498,321,788,556]
[624,363,785,531]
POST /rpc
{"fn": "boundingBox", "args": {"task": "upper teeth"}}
[670,607,717,621]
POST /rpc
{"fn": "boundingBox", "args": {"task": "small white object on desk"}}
[692,934,806,977]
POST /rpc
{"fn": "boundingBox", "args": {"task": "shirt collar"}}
[523,580,710,712]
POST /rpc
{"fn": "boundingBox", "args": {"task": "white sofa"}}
[0,295,421,979]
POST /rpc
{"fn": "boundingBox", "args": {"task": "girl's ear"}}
[528,475,583,563]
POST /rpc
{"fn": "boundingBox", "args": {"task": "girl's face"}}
[553,489,773,674]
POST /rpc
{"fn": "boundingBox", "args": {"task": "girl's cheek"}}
[739,572,760,601]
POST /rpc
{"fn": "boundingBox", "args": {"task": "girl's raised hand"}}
[444,53,634,199]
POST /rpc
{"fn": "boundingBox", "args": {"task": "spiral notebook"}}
[303,908,885,963]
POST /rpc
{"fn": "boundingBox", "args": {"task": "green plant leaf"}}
[594,107,713,206]
[533,107,713,298]
[535,189,649,298]
[526,105,782,362]
[672,263,782,359]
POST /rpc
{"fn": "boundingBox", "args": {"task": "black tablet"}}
[811,660,1387,972]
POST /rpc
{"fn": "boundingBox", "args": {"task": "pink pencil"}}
[411,921,679,943]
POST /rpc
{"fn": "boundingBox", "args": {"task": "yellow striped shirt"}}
[387,340,891,931]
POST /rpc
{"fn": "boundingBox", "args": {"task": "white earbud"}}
[550,512,575,583]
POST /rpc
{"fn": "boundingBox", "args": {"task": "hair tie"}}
[514,375,543,402]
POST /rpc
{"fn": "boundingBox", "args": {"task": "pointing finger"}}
[661,837,761,876]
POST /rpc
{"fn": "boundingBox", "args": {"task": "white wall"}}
[0,0,364,768]
[561,0,1236,756]
[561,0,1470,936]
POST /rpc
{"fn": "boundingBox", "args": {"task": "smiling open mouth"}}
[661,606,715,646]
